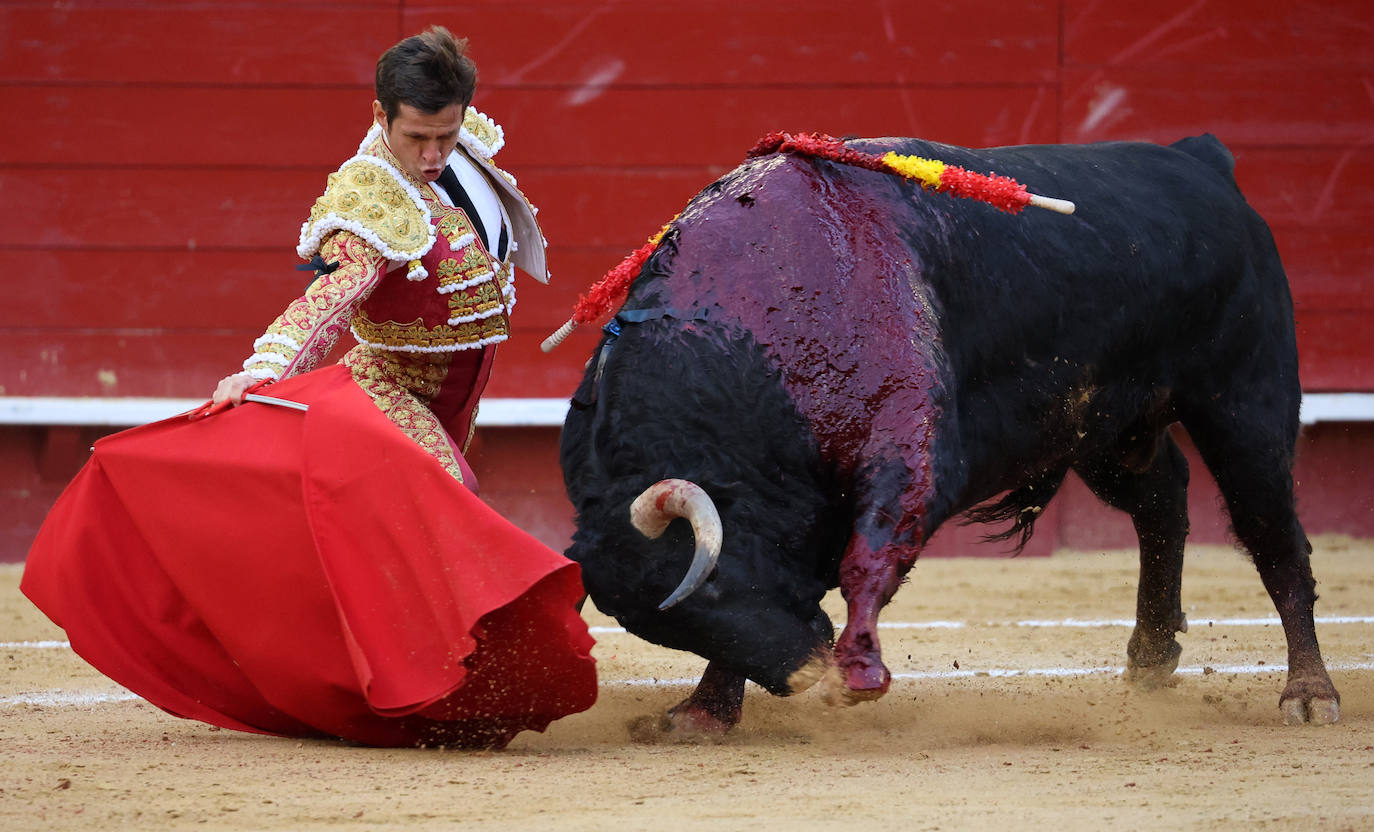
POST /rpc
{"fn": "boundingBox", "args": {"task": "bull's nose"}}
[785,648,833,695]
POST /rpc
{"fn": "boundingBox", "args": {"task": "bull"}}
[558,133,1340,736]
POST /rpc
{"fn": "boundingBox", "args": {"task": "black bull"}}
[559,134,1339,735]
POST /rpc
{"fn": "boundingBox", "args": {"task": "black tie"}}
[435,165,508,260]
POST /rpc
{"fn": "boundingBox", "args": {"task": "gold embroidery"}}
[461,108,504,158]
[302,142,431,262]
[436,212,475,248]
[342,347,464,482]
[352,311,509,350]
[464,402,479,454]
[436,237,499,292]
[244,231,385,379]
[446,281,504,322]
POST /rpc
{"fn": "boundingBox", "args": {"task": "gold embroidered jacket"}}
[242,110,547,381]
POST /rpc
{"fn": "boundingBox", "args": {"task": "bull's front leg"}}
[821,535,920,705]
[629,660,745,742]
[821,452,931,706]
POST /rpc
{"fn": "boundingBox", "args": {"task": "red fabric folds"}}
[21,365,597,748]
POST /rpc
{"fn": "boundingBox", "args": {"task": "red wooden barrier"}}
[0,4,394,85]
[3,0,1373,561]
[408,0,1060,86]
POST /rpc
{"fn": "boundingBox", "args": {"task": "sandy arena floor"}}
[3,539,1373,831]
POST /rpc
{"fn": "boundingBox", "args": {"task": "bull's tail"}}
[960,466,1069,553]
[1170,133,1237,185]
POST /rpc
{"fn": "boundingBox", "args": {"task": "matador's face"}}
[372,100,464,184]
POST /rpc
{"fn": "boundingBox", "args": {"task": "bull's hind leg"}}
[1075,435,1191,689]
[1183,401,1339,724]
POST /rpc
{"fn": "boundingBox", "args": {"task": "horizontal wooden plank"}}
[496,86,1060,167]
[0,246,616,331]
[0,332,250,397]
[7,147,1371,252]
[0,167,716,250]
[1295,310,1374,392]
[1231,148,1374,227]
[5,0,1058,88]
[1,4,398,85]
[10,84,1059,169]
[5,238,1365,338]
[10,86,370,168]
[409,0,1060,86]
[0,168,325,250]
[1274,227,1374,312]
[0,249,301,329]
[0,328,595,399]
[1060,69,1374,146]
[1063,0,1374,69]
[6,299,1374,399]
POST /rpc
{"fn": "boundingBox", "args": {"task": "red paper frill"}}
[571,237,659,326]
[936,165,1032,214]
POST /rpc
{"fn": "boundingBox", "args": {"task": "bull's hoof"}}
[1279,675,1341,725]
[818,657,890,707]
[1281,696,1339,726]
[627,704,734,744]
[1123,640,1182,691]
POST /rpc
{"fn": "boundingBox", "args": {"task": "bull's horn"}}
[630,479,723,611]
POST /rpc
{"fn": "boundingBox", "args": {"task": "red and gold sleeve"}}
[242,231,388,381]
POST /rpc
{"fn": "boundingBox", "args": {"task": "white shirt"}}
[431,150,506,256]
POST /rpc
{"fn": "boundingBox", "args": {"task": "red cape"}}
[22,365,596,748]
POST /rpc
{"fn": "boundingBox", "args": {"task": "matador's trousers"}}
[341,345,493,487]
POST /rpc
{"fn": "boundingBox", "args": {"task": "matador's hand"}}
[212,372,259,407]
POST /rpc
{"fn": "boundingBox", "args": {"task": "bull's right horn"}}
[630,479,723,611]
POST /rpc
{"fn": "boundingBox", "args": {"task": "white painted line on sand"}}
[1,689,140,707]
[604,660,1374,688]
[588,615,1374,636]
[1,640,72,649]
[4,662,1372,708]
[13,614,1374,645]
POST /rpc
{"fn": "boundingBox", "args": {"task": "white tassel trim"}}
[245,366,282,380]
[356,122,383,156]
[406,261,428,281]
[437,269,494,294]
[446,306,506,326]
[297,215,434,272]
[252,333,302,351]
[244,352,291,368]
[435,259,518,295]
[458,109,505,160]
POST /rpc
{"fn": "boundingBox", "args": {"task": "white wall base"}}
[0,393,1369,429]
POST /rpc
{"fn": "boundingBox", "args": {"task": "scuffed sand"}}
[3,539,1372,830]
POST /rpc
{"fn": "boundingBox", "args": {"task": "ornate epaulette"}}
[459,107,505,161]
[297,128,437,280]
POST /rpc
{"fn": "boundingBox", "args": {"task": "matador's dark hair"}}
[375,26,477,122]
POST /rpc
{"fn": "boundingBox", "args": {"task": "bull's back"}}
[844,135,1293,391]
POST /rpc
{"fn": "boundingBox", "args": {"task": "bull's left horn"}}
[630,479,723,611]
